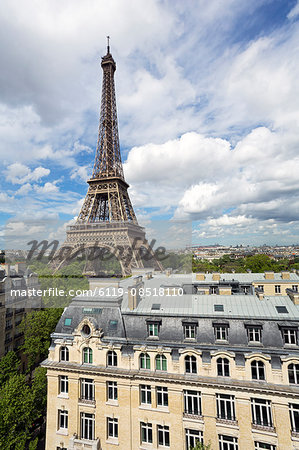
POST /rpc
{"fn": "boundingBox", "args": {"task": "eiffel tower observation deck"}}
[55,39,163,276]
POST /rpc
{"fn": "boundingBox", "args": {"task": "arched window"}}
[288,364,299,384]
[83,347,93,364]
[140,353,150,370]
[251,360,265,380]
[217,358,230,377]
[107,350,117,367]
[185,355,197,374]
[156,354,167,371]
[60,346,69,362]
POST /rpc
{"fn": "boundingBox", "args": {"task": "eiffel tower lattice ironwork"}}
[54,41,163,276]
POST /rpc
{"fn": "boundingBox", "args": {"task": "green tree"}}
[0,374,35,449]
[0,351,20,387]
[190,442,211,450]
[31,367,47,417]
[20,308,63,372]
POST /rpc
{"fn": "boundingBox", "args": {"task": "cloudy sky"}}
[1,0,299,248]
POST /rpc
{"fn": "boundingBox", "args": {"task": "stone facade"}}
[43,271,299,450]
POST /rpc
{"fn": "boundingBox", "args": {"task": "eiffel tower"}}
[54,39,163,276]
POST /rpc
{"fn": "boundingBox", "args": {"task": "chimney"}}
[128,279,144,310]
[196,273,205,281]
[287,289,299,305]
[264,271,274,280]
[281,271,290,280]
[256,289,264,300]
[212,272,220,281]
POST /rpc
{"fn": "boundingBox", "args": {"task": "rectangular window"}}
[282,328,297,344]
[64,318,72,326]
[251,398,273,427]
[107,381,118,401]
[184,324,197,339]
[107,417,118,439]
[210,286,218,294]
[148,323,159,337]
[183,390,201,416]
[254,443,276,450]
[214,325,228,341]
[140,422,153,444]
[80,378,95,401]
[156,386,168,407]
[58,410,68,429]
[290,403,299,433]
[185,429,203,449]
[140,384,151,405]
[157,425,170,447]
[59,375,68,394]
[275,285,281,294]
[219,435,238,450]
[81,412,95,440]
[258,285,264,292]
[247,327,262,343]
[216,394,236,421]
[292,285,298,292]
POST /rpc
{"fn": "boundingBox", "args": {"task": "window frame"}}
[290,403,299,433]
[185,428,203,449]
[185,355,197,374]
[58,409,68,430]
[217,357,230,377]
[148,322,159,337]
[157,424,170,447]
[216,394,236,421]
[155,354,167,371]
[156,386,168,407]
[275,285,281,294]
[107,417,118,439]
[183,390,201,416]
[140,352,151,370]
[251,398,273,428]
[80,412,95,440]
[214,324,228,341]
[107,350,118,367]
[140,384,152,405]
[219,434,238,450]
[251,360,266,381]
[282,328,297,345]
[107,381,118,401]
[247,326,262,343]
[288,363,299,384]
[59,375,68,394]
[83,347,93,364]
[80,378,95,401]
[184,324,197,339]
[140,422,153,444]
[60,346,69,362]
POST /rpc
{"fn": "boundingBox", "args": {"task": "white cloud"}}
[5,162,50,184]
[34,181,59,194]
[288,1,299,19]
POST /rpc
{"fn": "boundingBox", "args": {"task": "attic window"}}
[276,306,288,314]
[64,318,72,326]
[81,324,91,337]
[109,320,118,329]
[214,304,224,312]
[82,307,102,314]
[151,304,161,310]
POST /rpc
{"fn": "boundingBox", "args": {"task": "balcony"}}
[78,397,96,406]
[183,411,203,421]
[69,434,100,450]
[252,423,276,433]
[291,430,299,438]
[216,417,238,426]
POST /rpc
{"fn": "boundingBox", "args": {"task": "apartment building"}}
[43,272,299,449]
[0,262,42,359]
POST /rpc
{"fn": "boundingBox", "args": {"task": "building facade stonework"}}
[43,271,299,450]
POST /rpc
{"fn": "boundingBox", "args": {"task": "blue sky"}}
[0,0,299,249]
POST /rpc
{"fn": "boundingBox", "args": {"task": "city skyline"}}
[0,0,299,248]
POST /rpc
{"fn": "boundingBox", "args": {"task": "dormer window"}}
[107,350,118,367]
[83,347,93,364]
[246,325,262,343]
[184,324,197,339]
[60,346,69,362]
[214,324,228,341]
[282,328,297,345]
[147,320,161,338]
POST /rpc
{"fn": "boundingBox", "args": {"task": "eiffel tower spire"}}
[77,41,137,223]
